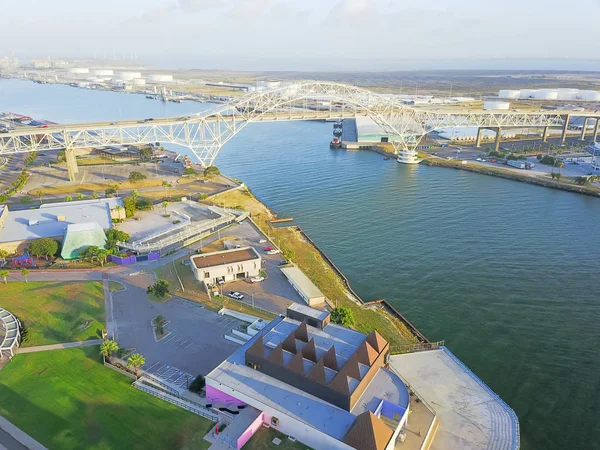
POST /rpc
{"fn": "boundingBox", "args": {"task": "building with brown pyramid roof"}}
[206,308,430,450]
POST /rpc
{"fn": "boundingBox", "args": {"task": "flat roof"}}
[0,198,118,243]
[280,265,324,300]
[287,303,330,321]
[191,247,259,270]
[389,347,519,450]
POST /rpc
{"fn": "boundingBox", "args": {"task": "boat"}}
[383,156,390,160]
[397,149,422,164]
[330,137,342,149]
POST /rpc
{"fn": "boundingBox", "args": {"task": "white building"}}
[280,265,326,306]
[190,247,261,285]
[147,74,173,83]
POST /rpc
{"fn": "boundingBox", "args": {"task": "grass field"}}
[208,188,419,347]
[0,346,214,450]
[242,427,313,450]
[0,281,105,347]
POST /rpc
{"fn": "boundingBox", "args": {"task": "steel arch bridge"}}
[0,81,580,172]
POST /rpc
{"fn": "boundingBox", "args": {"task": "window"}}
[271,417,279,427]
[204,272,210,279]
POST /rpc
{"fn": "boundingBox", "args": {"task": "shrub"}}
[123,197,137,218]
[184,167,197,176]
[189,375,206,393]
[203,165,220,176]
[172,220,181,224]
[29,238,59,259]
[147,279,170,298]
[198,194,209,200]
[105,187,117,197]
[136,198,153,210]
[536,154,543,160]
[330,306,356,327]
[128,171,147,182]
[21,196,32,203]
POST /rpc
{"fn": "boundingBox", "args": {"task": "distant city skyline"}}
[2,0,600,71]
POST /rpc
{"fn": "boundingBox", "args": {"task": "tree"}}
[123,197,137,218]
[203,166,220,176]
[105,229,130,252]
[92,192,100,199]
[128,171,147,183]
[147,279,170,298]
[65,195,73,202]
[131,189,140,200]
[29,238,59,260]
[162,200,169,216]
[139,147,153,160]
[330,307,356,327]
[76,193,85,201]
[154,315,167,335]
[21,268,30,283]
[35,190,44,204]
[100,339,119,361]
[0,249,8,265]
[183,167,197,176]
[127,353,146,377]
[135,198,153,210]
[105,188,117,197]
[0,269,8,285]
[189,374,206,393]
[162,180,172,200]
[112,184,121,197]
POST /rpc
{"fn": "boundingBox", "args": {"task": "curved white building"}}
[132,78,146,86]
[519,89,537,99]
[68,67,89,74]
[484,100,510,110]
[557,88,579,100]
[533,89,558,100]
[498,90,520,99]
[148,74,173,82]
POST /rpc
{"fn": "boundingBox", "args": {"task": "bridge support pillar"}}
[561,114,570,145]
[494,128,502,151]
[542,126,549,142]
[580,118,589,141]
[475,128,483,148]
[65,148,79,182]
[593,119,599,143]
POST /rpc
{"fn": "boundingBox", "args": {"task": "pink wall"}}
[206,385,247,406]
[237,412,265,449]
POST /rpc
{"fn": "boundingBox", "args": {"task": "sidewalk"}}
[0,415,47,450]
[16,340,102,354]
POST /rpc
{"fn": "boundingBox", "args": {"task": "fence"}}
[390,341,445,355]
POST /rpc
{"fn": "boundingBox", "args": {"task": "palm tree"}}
[0,269,8,285]
[0,249,8,266]
[161,180,169,198]
[100,340,119,362]
[162,201,169,216]
[76,193,85,201]
[21,268,30,283]
[91,192,100,199]
[65,195,73,202]
[112,184,120,197]
[115,205,124,219]
[127,353,145,377]
[35,190,44,205]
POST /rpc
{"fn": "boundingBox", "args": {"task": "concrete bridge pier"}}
[580,118,589,141]
[561,115,570,145]
[593,119,599,143]
[65,148,79,182]
[494,127,502,151]
[542,126,549,142]
[475,128,483,148]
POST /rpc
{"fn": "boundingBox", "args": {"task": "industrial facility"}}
[498,88,600,101]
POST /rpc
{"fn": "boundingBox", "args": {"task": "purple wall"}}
[109,255,136,265]
[237,412,264,450]
[148,252,160,261]
[206,385,247,406]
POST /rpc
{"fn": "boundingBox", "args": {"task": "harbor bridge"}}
[1,81,599,180]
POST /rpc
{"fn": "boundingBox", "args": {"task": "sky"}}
[1,0,600,71]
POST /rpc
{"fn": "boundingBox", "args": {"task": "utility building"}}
[280,265,325,306]
[190,247,261,286]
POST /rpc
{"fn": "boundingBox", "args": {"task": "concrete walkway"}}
[0,415,47,450]
[16,340,102,354]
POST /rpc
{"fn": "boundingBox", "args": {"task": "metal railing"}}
[390,340,445,355]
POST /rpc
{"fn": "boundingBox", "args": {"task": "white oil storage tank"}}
[557,88,579,100]
[578,90,600,101]
[116,71,142,81]
[519,89,537,99]
[68,67,89,74]
[147,74,173,82]
[132,78,146,86]
[90,69,114,76]
[498,89,520,99]
[533,89,558,100]
[484,100,510,110]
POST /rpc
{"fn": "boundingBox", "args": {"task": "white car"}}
[266,249,280,255]
[258,239,267,244]
[228,291,244,300]
[250,276,265,283]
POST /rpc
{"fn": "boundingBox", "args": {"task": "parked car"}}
[258,239,267,244]
[250,276,265,283]
[228,291,244,300]
[217,278,225,285]
[264,246,273,252]
[267,249,280,255]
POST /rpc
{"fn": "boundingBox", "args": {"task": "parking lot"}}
[111,273,243,379]
[199,221,307,314]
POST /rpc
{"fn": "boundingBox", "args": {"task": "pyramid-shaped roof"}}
[343,411,393,450]
[339,352,361,380]
[366,330,388,354]
[302,338,317,362]
[286,350,305,375]
[266,343,284,366]
[294,320,309,342]
[322,345,339,371]
[246,336,265,358]
[306,358,327,384]
[282,330,298,354]
[328,370,350,395]
[356,341,379,366]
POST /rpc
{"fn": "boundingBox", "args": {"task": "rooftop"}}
[0,198,120,243]
[389,347,520,450]
[191,247,260,270]
[280,265,324,300]
[287,303,330,322]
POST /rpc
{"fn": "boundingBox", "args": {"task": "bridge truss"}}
[0,81,573,168]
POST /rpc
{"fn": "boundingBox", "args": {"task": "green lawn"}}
[242,427,313,450]
[0,281,105,347]
[0,346,214,450]
[108,281,125,292]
